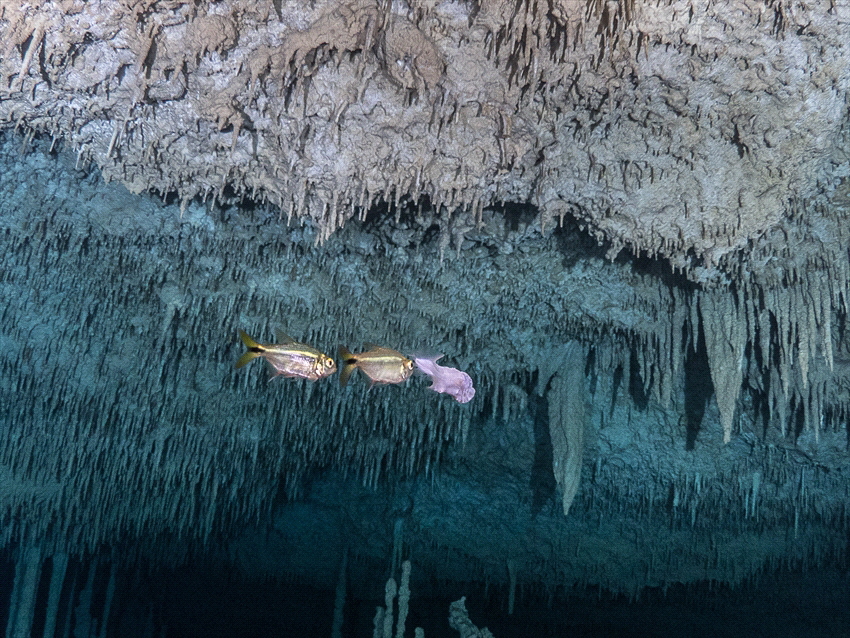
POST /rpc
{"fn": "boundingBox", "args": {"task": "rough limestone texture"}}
[2,0,850,632]
[2,128,849,606]
[1,0,849,273]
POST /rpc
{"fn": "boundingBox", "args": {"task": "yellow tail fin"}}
[235,331,264,368]
[338,345,357,387]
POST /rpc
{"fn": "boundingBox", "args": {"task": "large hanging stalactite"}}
[699,291,746,444]
[546,342,587,515]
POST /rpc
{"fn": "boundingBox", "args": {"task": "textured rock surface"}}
[2,0,850,633]
[1,130,848,607]
[2,0,849,272]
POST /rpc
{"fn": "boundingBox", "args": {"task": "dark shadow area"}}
[29,554,52,638]
[617,248,699,291]
[490,201,539,231]
[116,567,335,638]
[684,319,713,450]
[528,394,557,518]
[628,348,649,411]
[0,549,12,634]
[103,564,850,637]
[610,362,623,417]
[792,397,806,440]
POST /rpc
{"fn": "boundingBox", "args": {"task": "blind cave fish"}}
[338,344,414,387]
[413,355,475,404]
[236,330,337,381]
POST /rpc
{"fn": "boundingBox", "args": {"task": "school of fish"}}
[235,331,475,404]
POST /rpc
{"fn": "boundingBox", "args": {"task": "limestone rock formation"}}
[2,0,850,635]
[2,0,848,268]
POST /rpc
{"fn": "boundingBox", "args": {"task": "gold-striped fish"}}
[338,344,414,387]
[236,330,336,381]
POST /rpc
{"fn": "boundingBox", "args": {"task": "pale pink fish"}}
[413,355,475,404]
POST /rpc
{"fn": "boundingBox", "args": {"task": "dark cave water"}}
[3,542,850,637]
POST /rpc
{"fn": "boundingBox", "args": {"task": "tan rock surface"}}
[2,0,848,274]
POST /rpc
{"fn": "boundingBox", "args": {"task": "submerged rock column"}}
[6,546,42,638]
[42,553,68,638]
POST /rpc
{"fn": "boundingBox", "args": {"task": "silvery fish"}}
[236,330,336,381]
[338,344,414,387]
[413,355,475,404]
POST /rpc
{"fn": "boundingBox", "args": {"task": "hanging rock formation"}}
[1,0,848,269]
[1,0,850,634]
[543,342,587,515]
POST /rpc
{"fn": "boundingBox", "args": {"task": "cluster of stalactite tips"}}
[1,0,847,270]
[1,130,848,571]
[1,0,850,633]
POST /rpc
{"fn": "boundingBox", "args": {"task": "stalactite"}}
[74,556,99,638]
[547,341,586,515]
[3,124,850,604]
[700,291,746,443]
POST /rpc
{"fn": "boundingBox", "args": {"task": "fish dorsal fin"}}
[275,330,298,345]
[364,344,402,357]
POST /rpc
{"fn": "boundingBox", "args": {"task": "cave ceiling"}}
[1,0,850,624]
[1,0,847,271]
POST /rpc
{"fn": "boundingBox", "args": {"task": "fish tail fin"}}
[338,346,356,387]
[235,331,264,368]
